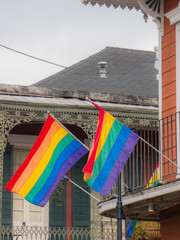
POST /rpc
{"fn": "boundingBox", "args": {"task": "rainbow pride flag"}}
[6,115,88,207]
[126,220,137,237]
[83,101,139,196]
[146,162,160,188]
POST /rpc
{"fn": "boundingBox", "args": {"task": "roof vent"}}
[98,61,107,78]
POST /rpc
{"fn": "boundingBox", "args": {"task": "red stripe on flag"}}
[5,115,54,191]
[83,108,105,176]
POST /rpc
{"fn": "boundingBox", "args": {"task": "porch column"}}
[166,3,180,174]
[0,110,8,225]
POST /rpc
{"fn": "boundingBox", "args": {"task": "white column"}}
[158,31,163,180]
[165,3,180,174]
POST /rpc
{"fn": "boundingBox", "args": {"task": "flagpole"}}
[117,174,122,240]
[48,112,89,151]
[64,176,100,202]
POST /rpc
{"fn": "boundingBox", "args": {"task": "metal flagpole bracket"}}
[64,175,99,202]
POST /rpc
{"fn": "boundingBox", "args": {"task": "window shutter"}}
[72,154,90,227]
[49,179,66,227]
[2,145,13,226]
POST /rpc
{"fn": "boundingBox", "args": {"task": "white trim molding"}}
[165,2,180,25]
[158,31,163,180]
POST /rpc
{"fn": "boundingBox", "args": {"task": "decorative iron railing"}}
[124,128,159,192]
[161,112,179,181]
[0,225,161,240]
[0,226,117,240]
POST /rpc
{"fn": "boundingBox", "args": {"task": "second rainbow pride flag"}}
[83,101,139,196]
[6,115,88,207]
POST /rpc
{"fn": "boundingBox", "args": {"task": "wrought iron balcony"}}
[107,112,180,197]
[97,113,180,221]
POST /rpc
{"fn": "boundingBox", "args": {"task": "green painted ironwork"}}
[0,225,161,240]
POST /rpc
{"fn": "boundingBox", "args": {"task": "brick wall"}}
[162,0,179,118]
[161,0,179,181]
[161,204,180,240]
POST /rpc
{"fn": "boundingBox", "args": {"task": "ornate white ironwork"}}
[82,0,164,34]
[137,0,164,34]
[82,0,140,10]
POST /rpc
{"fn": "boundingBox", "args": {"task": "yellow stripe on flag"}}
[94,112,115,162]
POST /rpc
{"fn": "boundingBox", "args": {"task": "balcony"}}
[98,112,180,221]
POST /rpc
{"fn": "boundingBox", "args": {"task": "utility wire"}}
[0,43,67,69]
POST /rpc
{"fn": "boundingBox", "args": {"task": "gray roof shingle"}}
[33,47,158,98]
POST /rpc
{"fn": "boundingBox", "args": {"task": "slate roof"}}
[33,47,158,98]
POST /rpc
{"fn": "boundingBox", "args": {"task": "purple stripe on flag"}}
[39,146,88,206]
[100,131,139,196]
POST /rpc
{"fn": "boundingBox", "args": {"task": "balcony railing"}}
[0,225,161,240]
[161,112,179,181]
[123,128,160,193]
[109,112,180,195]
[0,226,116,240]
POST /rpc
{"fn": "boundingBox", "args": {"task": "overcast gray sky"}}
[0,0,158,86]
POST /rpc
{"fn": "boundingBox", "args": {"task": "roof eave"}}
[82,0,140,11]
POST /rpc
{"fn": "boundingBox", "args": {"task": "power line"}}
[0,43,67,69]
